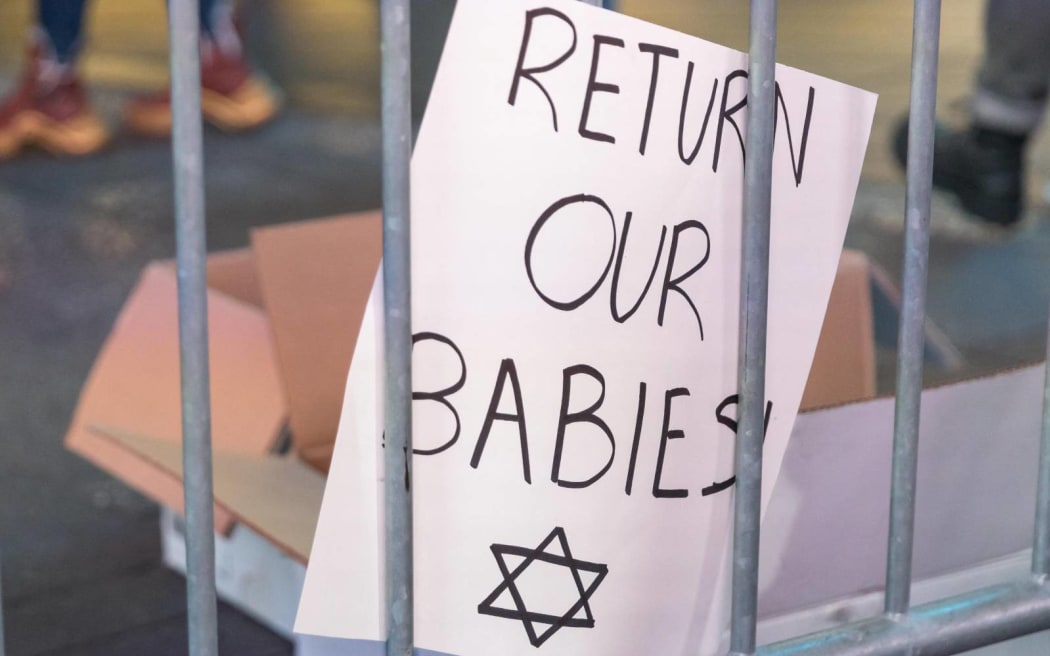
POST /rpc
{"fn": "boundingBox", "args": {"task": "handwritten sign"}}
[296,1,875,654]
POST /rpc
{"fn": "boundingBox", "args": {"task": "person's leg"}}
[199,0,236,46]
[200,0,220,34]
[38,0,90,64]
[894,0,1050,227]
[124,0,280,135]
[198,0,248,68]
[972,0,1050,136]
[0,0,107,158]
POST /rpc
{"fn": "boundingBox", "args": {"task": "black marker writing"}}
[579,35,625,144]
[610,212,667,323]
[774,82,816,187]
[701,393,773,496]
[657,220,710,340]
[471,358,533,483]
[412,335,785,499]
[525,193,617,312]
[506,14,820,186]
[713,69,748,173]
[508,7,577,132]
[412,331,467,456]
[678,64,718,165]
[653,387,691,498]
[551,364,616,489]
[624,382,647,495]
[638,42,679,156]
[527,193,708,342]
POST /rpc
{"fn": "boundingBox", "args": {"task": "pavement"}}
[0,105,382,655]
[0,1,1049,654]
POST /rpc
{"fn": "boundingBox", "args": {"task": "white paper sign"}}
[296,1,875,654]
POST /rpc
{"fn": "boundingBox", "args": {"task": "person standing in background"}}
[0,0,280,159]
[895,0,1049,229]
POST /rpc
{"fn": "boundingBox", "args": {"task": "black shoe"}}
[892,118,1025,228]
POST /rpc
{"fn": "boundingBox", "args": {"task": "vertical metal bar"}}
[1032,313,1050,577]
[380,1,414,655]
[729,0,777,654]
[884,0,941,617]
[0,550,6,656]
[168,1,219,654]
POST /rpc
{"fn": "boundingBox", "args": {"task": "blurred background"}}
[0,0,1048,654]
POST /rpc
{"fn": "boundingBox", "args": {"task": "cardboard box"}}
[65,255,287,533]
[65,214,882,637]
[159,354,1050,655]
[250,215,382,473]
[80,214,1050,656]
[66,212,381,538]
[801,249,877,410]
[77,213,1050,656]
[67,212,878,556]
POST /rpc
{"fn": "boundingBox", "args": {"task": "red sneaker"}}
[0,48,108,159]
[124,39,281,136]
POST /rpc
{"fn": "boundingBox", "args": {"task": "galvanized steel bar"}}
[884,0,941,616]
[730,0,777,654]
[0,550,6,656]
[380,1,414,655]
[758,579,1050,656]
[1033,314,1050,577]
[168,1,219,655]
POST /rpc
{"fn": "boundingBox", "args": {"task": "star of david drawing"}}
[477,526,609,647]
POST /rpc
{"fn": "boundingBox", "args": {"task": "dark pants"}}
[973,0,1050,135]
[39,0,225,63]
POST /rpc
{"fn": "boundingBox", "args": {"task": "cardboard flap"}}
[66,263,288,532]
[160,248,265,308]
[801,249,877,410]
[93,426,324,563]
[251,213,382,473]
[762,363,1045,617]
[203,249,265,308]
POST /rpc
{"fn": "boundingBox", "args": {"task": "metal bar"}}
[729,0,777,654]
[0,550,6,656]
[884,0,941,616]
[1033,311,1050,576]
[380,1,414,655]
[758,578,1050,656]
[168,1,219,655]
